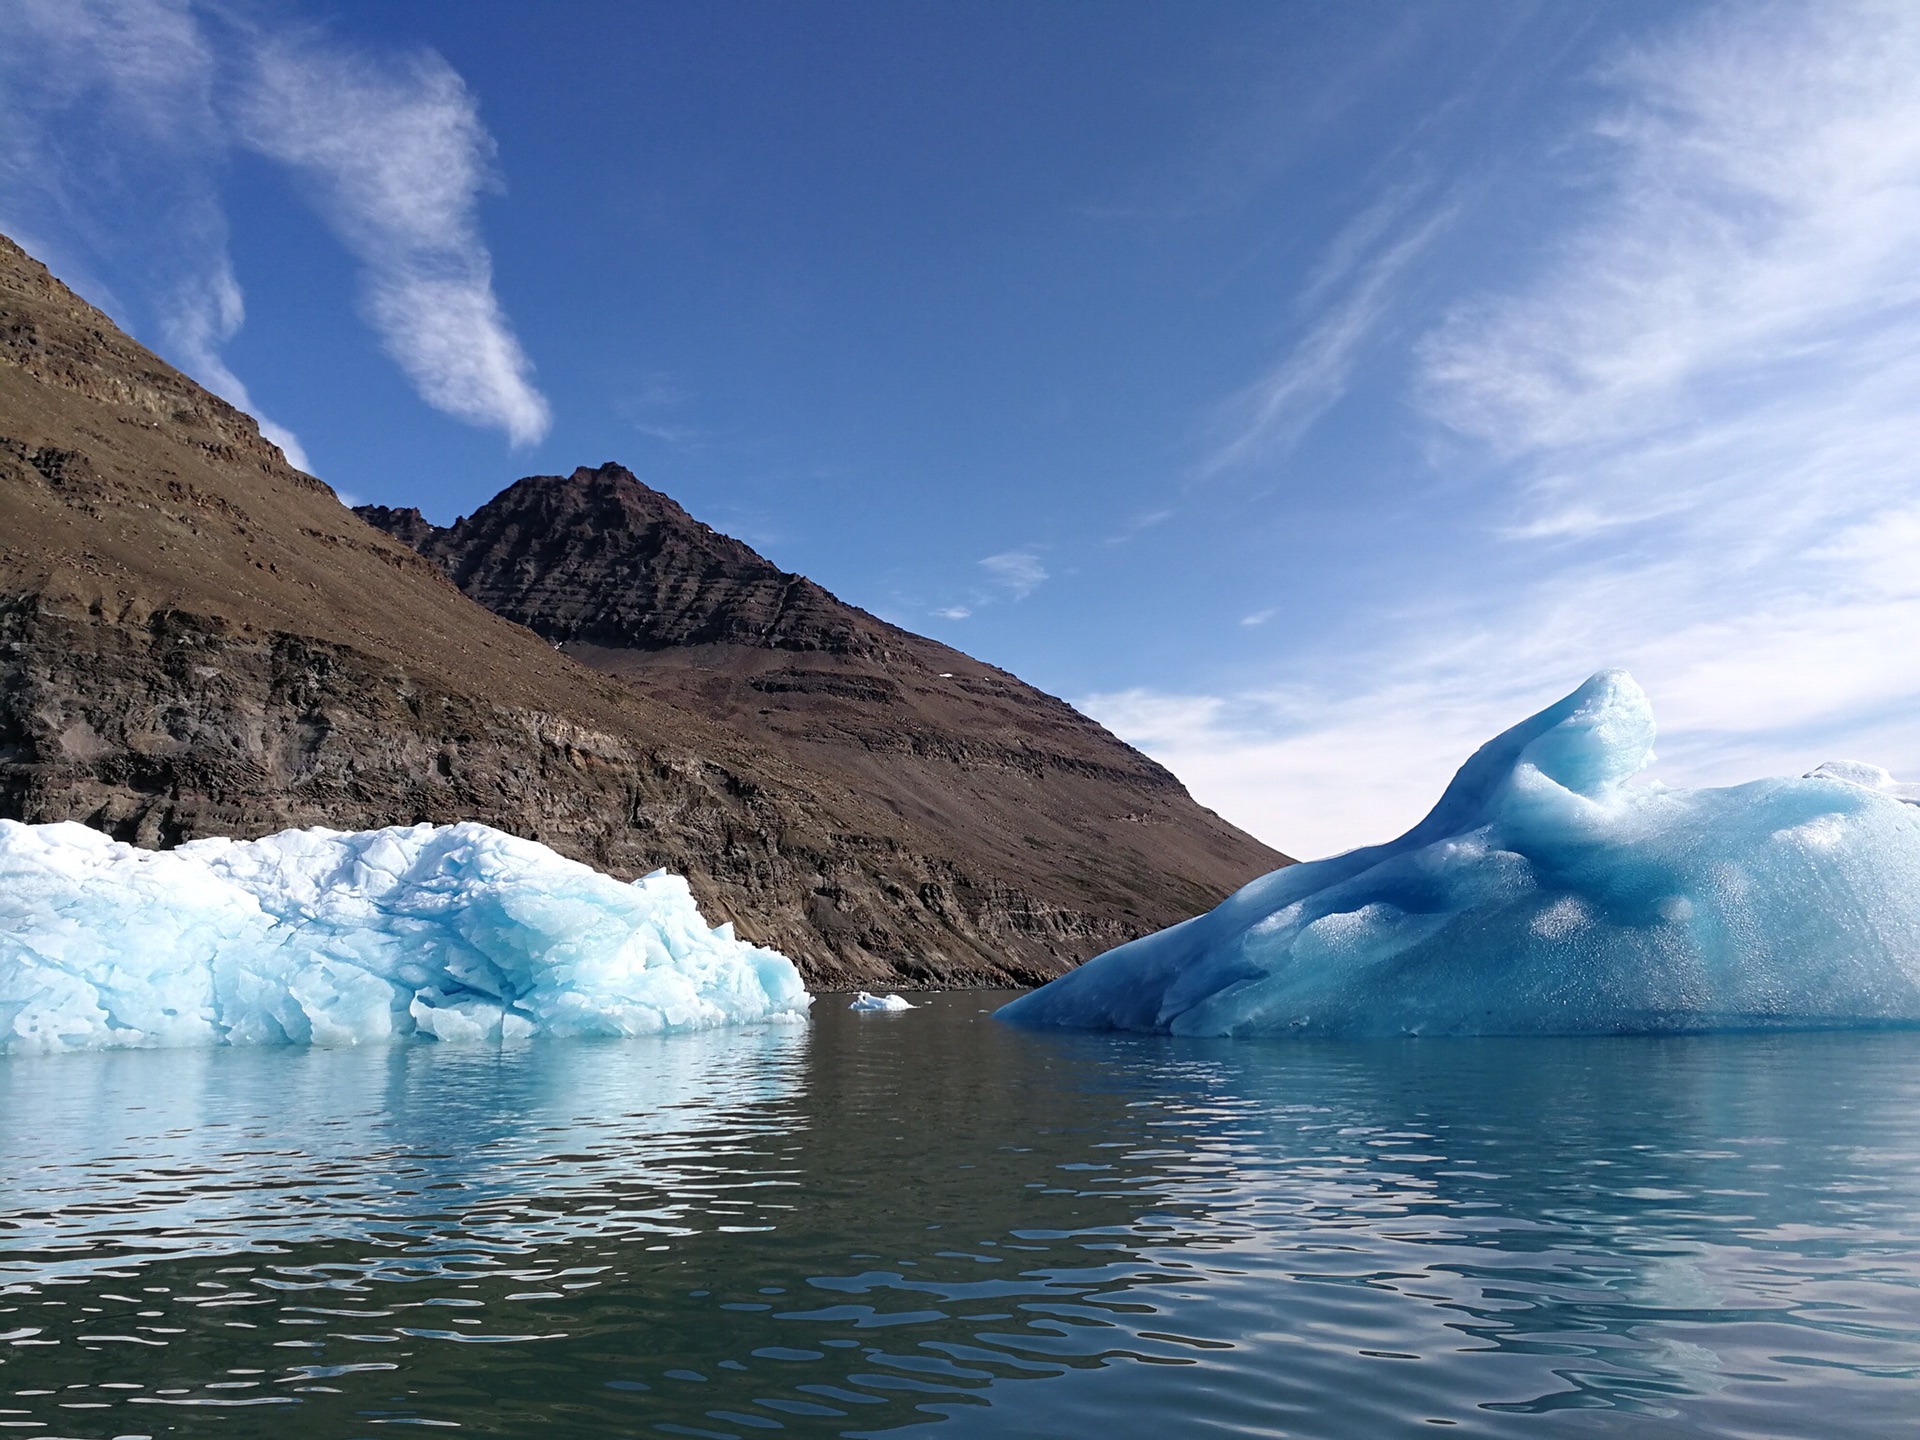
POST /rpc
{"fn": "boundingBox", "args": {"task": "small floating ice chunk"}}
[999,670,1920,1038]
[849,991,914,1012]
[0,820,811,1053]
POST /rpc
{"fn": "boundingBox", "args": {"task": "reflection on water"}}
[1,997,1917,1438]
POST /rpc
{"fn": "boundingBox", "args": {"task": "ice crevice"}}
[0,820,811,1053]
[1000,670,1920,1038]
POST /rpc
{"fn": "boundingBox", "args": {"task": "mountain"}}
[359,464,1291,963]
[0,229,1286,984]
[359,473,885,654]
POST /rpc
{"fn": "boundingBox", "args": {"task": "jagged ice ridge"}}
[1000,671,1920,1038]
[0,821,810,1052]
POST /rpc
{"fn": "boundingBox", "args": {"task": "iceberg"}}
[1000,671,1920,1038]
[0,820,810,1053]
[848,990,915,1012]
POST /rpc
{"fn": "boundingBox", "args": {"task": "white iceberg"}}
[0,820,810,1053]
[848,990,914,1011]
[999,671,1920,1038]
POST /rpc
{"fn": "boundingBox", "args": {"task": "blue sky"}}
[5,0,1919,859]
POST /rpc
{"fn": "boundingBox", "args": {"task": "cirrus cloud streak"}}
[0,0,548,456]
[236,33,550,445]
[1135,0,1920,859]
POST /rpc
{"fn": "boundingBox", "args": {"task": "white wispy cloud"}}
[925,547,1049,624]
[1408,0,1920,753]
[978,549,1049,600]
[0,0,310,470]
[0,0,544,460]
[614,373,705,450]
[1101,507,1175,545]
[155,255,313,471]
[0,0,207,149]
[1422,2,1920,464]
[1204,191,1452,475]
[237,33,550,445]
[1125,1,1920,859]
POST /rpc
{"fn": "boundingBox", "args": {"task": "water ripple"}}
[0,1002,1916,1436]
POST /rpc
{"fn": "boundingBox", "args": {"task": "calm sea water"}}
[1,994,1917,1438]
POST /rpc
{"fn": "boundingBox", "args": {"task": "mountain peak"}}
[361,463,888,655]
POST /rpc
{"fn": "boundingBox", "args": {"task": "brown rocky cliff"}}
[1,229,1287,984]
[359,466,1277,943]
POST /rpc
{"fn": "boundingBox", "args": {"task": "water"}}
[2,995,1917,1438]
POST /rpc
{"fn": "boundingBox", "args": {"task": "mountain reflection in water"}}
[1,995,1917,1437]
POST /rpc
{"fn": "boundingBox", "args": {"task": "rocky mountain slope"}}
[358,464,1291,970]
[0,229,1286,985]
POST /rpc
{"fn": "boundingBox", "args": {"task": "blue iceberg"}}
[0,820,810,1052]
[1001,671,1920,1037]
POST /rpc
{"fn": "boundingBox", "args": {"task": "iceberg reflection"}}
[0,1025,809,1285]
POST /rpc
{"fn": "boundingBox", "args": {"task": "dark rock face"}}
[1,229,1287,985]
[384,469,881,654]
[351,504,439,552]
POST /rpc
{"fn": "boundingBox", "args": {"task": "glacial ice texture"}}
[1001,671,1920,1038]
[0,821,811,1053]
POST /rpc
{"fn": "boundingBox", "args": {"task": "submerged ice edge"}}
[0,819,811,1053]
[1001,670,1920,1038]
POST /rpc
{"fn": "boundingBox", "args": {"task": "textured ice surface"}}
[849,991,915,1011]
[0,820,810,1053]
[1001,671,1920,1037]
[1805,760,1920,804]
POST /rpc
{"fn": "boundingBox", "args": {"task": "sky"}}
[4,0,1919,860]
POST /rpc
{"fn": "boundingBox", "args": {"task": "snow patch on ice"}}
[0,820,810,1053]
[999,670,1920,1038]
